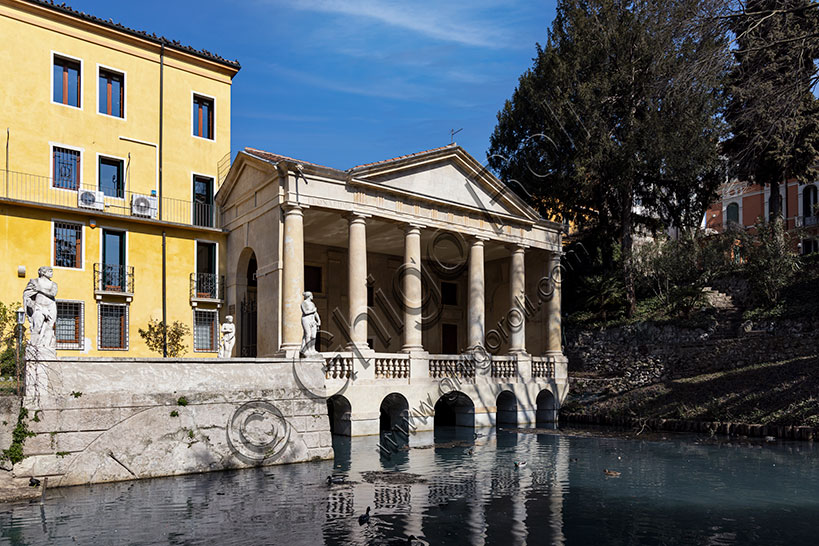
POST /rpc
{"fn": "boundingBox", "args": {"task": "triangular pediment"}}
[351,147,540,222]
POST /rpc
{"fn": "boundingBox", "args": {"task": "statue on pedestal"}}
[23,266,58,360]
[219,315,235,358]
[300,291,321,357]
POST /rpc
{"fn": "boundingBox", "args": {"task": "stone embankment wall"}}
[566,320,819,399]
[5,358,332,493]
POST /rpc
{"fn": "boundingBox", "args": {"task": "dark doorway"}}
[327,395,352,436]
[536,390,557,425]
[240,253,257,357]
[496,391,518,427]
[434,391,475,428]
[441,324,458,354]
[380,393,409,432]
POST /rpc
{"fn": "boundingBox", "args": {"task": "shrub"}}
[138,319,190,357]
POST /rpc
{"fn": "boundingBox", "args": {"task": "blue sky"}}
[68,0,557,169]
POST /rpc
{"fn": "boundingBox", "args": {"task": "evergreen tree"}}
[488,0,730,316]
[724,1,819,221]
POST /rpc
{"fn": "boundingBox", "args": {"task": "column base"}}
[401,345,426,353]
[276,344,302,358]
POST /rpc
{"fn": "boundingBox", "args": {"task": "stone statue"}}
[300,291,321,356]
[23,266,58,360]
[219,315,236,358]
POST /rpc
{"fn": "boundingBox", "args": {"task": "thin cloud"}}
[265,0,515,49]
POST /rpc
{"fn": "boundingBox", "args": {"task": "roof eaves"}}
[25,0,241,70]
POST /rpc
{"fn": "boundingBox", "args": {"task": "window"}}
[726,202,740,225]
[99,303,127,350]
[367,285,374,307]
[52,146,80,190]
[56,301,83,350]
[99,157,124,198]
[804,186,818,218]
[54,221,83,268]
[98,68,124,117]
[53,55,81,107]
[305,265,322,294]
[441,282,458,306]
[102,229,126,291]
[194,310,218,352]
[193,175,214,227]
[196,241,217,298]
[193,94,214,139]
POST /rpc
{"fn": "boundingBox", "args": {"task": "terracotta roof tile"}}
[26,0,240,69]
[244,148,334,170]
[350,144,458,170]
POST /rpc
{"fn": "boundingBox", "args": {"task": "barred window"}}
[54,221,83,268]
[194,310,218,352]
[53,146,81,190]
[56,301,83,350]
[99,303,128,350]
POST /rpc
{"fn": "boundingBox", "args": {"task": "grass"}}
[0,377,17,395]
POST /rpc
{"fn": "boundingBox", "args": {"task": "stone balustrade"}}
[531,356,555,379]
[428,354,477,382]
[490,355,518,380]
[374,354,410,379]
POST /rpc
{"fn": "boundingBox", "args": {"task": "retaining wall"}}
[9,357,333,489]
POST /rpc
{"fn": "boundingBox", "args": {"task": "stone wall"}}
[566,321,819,399]
[0,395,16,457]
[8,357,333,489]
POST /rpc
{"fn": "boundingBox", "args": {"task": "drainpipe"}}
[159,43,167,357]
[5,128,9,196]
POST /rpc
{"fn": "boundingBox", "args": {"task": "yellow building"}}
[0,0,240,357]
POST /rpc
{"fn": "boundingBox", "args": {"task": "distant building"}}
[704,178,819,254]
[0,0,240,356]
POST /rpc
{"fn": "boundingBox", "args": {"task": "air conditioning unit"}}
[131,194,158,218]
[78,189,105,211]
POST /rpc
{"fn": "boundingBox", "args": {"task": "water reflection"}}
[2,428,819,545]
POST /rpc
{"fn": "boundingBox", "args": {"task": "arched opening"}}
[434,391,475,429]
[804,185,817,219]
[380,393,409,432]
[327,395,351,436]
[496,390,518,427]
[236,248,257,357]
[536,389,557,425]
[726,202,739,225]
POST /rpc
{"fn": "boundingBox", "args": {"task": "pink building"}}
[704,179,819,254]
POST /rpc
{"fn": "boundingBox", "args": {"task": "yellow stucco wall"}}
[0,0,237,357]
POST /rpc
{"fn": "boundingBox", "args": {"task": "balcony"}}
[802,215,819,228]
[94,263,134,298]
[0,170,219,229]
[190,272,224,305]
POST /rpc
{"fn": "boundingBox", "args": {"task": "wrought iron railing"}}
[94,263,134,295]
[190,273,224,300]
[0,169,219,229]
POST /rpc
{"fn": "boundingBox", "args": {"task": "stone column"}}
[281,204,304,355]
[545,250,562,355]
[402,224,424,352]
[508,245,527,354]
[347,213,369,351]
[467,237,486,351]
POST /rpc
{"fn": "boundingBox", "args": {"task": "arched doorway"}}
[496,390,518,427]
[327,395,351,436]
[237,249,257,357]
[536,389,557,425]
[380,393,409,432]
[434,391,475,428]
